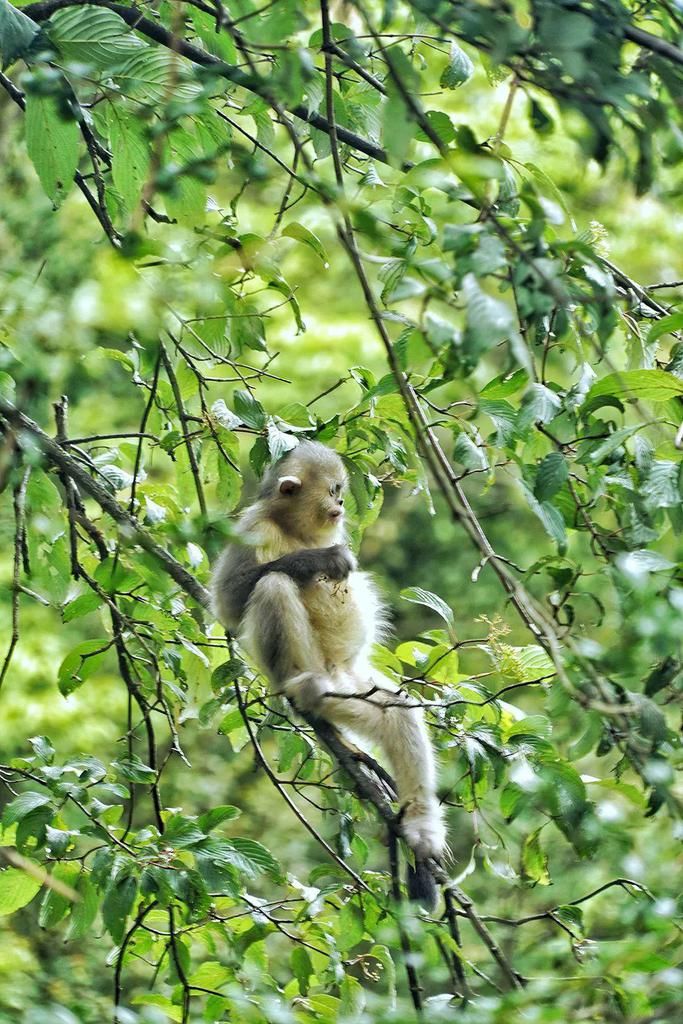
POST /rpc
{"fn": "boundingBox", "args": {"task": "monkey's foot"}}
[402,799,446,861]
[284,672,329,712]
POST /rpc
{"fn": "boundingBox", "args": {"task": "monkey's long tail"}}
[406,858,439,910]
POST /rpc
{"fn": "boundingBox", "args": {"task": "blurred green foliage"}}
[0,1,682,1022]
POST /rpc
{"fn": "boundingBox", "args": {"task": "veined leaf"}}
[0,868,41,917]
[102,872,137,943]
[585,369,683,405]
[282,222,328,267]
[462,273,515,364]
[3,791,52,827]
[48,7,143,69]
[115,49,201,104]
[440,42,474,89]
[58,639,110,696]
[401,586,454,630]
[647,312,683,345]
[453,430,489,472]
[25,94,79,205]
[534,452,568,500]
[234,389,266,429]
[521,829,550,885]
[109,104,150,213]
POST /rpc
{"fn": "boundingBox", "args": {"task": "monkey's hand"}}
[265,545,354,586]
[321,544,356,581]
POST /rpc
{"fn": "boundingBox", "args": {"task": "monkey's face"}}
[275,468,347,542]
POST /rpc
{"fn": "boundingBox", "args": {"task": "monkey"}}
[211,441,445,903]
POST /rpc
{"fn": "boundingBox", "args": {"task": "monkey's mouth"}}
[328,509,344,521]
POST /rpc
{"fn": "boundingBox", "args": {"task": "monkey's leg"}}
[314,672,446,861]
[242,574,327,703]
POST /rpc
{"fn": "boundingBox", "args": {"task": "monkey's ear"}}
[278,475,302,496]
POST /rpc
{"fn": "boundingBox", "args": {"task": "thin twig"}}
[0,467,30,691]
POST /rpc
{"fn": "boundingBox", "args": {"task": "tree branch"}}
[24,0,393,165]
[0,397,210,609]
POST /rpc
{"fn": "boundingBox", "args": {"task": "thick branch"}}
[622,23,683,68]
[24,0,392,165]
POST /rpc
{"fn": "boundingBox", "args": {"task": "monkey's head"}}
[261,441,347,543]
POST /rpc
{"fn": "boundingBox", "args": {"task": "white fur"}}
[238,509,446,862]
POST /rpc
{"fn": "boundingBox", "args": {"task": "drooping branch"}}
[0,71,122,248]
[0,396,210,608]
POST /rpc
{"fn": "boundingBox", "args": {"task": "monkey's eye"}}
[329,485,335,496]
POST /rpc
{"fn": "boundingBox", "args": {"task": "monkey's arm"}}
[213,543,354,625]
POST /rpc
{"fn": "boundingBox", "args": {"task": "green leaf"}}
[480,368,528,399]
[57,639,110,696]
[400,586,454,630]
[212,658,247,691]
[641,461,680,509]
[534,452,568,501]
[291,946,314,996]
[3,791,52,827]
[521,829,550,886]
[521,484,567,550]
[267,422,298,462]
[523,162,574,228]
[0,867,41,916]
[382,48,417,167]
[282,222,328,267]
[197,806,241,832]
[233,389,266,429]
[29,735,55,764]
[232,304,267,352]
[462,272,515,364]
[497,644,556,682]
[25,94,79,206]
[226,838,281,878]
[189,7,236,63]
[115,49,200,104]
[0,0,39,67]
[112,754,156,783]
[554,904,584,934]
[518,384,562,429]
[644,657,680,697]
[188,960,231,990]
[416,110,455,145]
[163,814,207,849]
[47,7,143,68]
[585,369,683,405]
[337,900,365,951]
[440,42,474,89]
[370,945,396,1010]
[131,995,183,1023]
[453,431,489,472]
[39,863,80,928]
[109,105,151,213]
[528,98,554,136]
[647,312,683,344]
[64,874,99,940]
[102,872,137,943]
[62,591,102,623]
[577,424,642,466]
[0,371,16,403]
